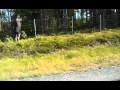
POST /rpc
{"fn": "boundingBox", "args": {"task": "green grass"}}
[0,29,120,80]
[0,29,120,58]
[0,45,120,80]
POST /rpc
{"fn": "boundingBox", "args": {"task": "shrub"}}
[21,31,27,39]
[0,29,120,58]
[6,35,13,42]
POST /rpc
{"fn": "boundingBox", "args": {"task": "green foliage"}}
[0,29,120,58]
[4,35,14,42]
[84,30,120,46]
[21,31,27,39]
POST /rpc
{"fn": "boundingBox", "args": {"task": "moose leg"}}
[15,34,18,41]
[18,34,21,41]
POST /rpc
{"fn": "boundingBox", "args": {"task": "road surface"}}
[11,66,120,81]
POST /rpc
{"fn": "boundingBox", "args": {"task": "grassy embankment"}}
[0,29,120,80]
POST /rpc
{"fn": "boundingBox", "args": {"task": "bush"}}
[0,29,120,58]
[21,31,27,39]
[4,35,14,42]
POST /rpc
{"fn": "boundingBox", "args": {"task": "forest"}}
[0,9,120,40]
[0,9,120,81]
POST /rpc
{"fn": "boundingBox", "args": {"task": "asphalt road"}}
[11,65,120,81]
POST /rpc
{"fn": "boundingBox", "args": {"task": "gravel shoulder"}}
[11,66,120,81]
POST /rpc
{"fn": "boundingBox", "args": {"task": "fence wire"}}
[0,13,120,37]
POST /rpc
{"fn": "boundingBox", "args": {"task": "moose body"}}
[12,15,22,41]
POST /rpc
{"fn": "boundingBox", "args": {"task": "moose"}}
[11,14,22,41]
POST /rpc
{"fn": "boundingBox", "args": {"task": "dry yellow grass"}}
[0,45,120,80]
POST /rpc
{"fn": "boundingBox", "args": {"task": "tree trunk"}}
[86,9,87,23]
[39,9,45,34]
[81,9,84,23]
[63,9,68,34]
[0,21,1,32]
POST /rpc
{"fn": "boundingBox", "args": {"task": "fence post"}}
[34,19,36,37]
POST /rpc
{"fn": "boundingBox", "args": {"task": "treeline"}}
[0,9,120,38]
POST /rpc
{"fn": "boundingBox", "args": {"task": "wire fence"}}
[0,14,120,37]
